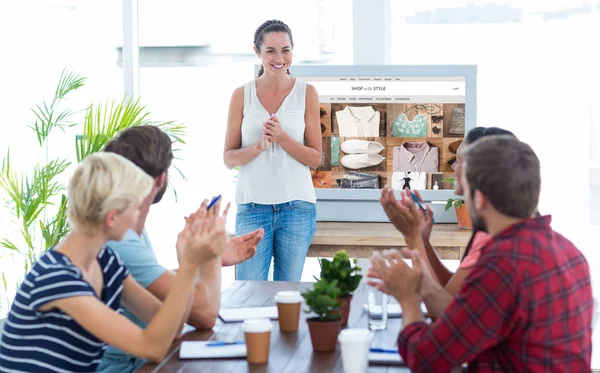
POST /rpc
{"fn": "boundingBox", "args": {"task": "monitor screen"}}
[254,65,477,222]
[310,76,464,192]
[286,65,475,194]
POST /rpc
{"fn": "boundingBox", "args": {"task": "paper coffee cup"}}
[338,328,373,373]
[275,291,302,332]
[242,318,273,364]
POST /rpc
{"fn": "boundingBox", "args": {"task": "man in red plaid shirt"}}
[370,136,593,372]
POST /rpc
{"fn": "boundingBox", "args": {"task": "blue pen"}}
[410,191,435,223]
[370,348,399,354]
[206,341,245,347]
[207,195,222,210]
[410,191,426,212]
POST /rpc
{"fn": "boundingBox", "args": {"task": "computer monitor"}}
[254,65,477,222]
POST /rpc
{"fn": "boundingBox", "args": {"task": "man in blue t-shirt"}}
[97,126,263,373]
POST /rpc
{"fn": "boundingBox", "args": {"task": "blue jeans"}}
[235,200,317,281]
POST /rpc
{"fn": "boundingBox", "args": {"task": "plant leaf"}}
[55,68,85,100]
[0,239,20,253]
[445,198,454,212]
[75,97,187,163]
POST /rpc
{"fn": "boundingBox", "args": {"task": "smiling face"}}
[255,31,293,76]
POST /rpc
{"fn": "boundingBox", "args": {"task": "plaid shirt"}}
[398,215,593,373]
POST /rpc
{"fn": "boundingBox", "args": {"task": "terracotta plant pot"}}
[339,296,352,327]
[306,317,342,352]
[455,204,472,230]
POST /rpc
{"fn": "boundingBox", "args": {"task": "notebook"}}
[363,302,428,318]
[218,306,279,323]
[179,341,247,359]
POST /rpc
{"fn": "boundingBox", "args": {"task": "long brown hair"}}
[254,20,294,77]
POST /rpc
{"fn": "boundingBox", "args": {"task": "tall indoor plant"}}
[318,250,362,326]
[301,278,342,352]
[0,69,186,310]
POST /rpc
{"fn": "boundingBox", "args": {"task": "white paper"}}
[392,172,427,190]
[368,352,403,365]
[179,341,247,359]
[363,302,428,317]
[218,306,278,323]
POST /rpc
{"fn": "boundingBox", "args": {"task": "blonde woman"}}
[0,153,227,372]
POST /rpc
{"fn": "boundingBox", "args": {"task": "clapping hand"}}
[211,198,263,266]
[176,199,228,266]
[254,136,271,152]
[412,190,434,243]
[368,248,423,305]
[380,186,431,246]
[221,229,263,266]
[263,114,287,144]
[366,250,393,295]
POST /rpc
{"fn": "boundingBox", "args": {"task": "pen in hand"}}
[410,191,426,212]
[206,195,222,210]
[410,190,435,224]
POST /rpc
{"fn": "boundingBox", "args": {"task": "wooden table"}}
[309,222,472,260]
[139,281,411,372]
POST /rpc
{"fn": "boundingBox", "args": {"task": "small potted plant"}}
[301,278,342,353]
[442,177,472,230]
[318,250,362,326]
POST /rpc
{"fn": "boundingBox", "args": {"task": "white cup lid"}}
[242,318,273,333]
[274,291,303,304]
[338,328,373,343]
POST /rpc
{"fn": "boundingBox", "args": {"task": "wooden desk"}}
[139,281,410,373]
[309,222,472,260]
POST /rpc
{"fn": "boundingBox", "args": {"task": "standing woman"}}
[224,19,322,281]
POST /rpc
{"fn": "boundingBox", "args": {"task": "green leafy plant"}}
[0,70,83,276]
[75,97,186,162]
[301,278,341,321]
[0,69,186,307]
[318,250,362,298]
[441,177,464,211]
[74,97,187,198]
[29,69,85,146]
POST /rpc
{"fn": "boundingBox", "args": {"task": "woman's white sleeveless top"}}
[236,78,317,204]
